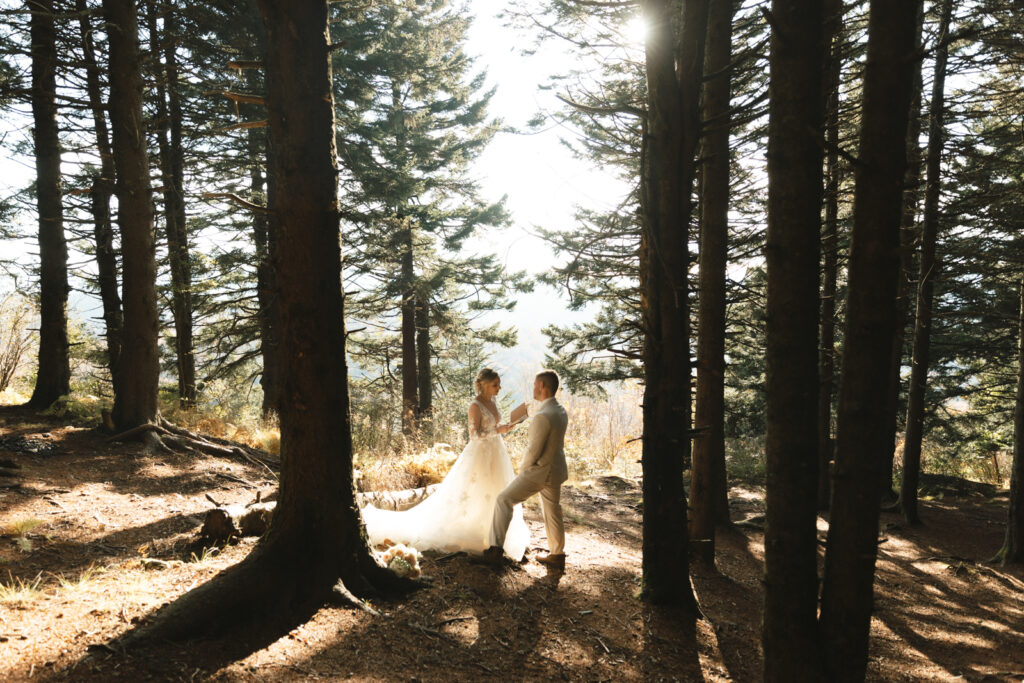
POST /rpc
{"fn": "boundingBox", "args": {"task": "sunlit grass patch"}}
[40,394,108,424]
[1,518,45,537]
[187,546,221,564]
[1,518,46,552]
[51,564,107,592]
[166,406,281,455]
[0,571,45,605]
[356,442,458,492]
[0,386,30,406]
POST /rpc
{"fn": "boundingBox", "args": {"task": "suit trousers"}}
[491,473,564,556]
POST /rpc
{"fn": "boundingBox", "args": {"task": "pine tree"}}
[334,0,522,438]
[25,0,71,409]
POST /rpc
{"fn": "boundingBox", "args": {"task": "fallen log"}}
[357,485,438,512]
[200,502,276,543]
[199,484,438,543]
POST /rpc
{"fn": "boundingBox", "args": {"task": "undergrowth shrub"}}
[725,436,766,484]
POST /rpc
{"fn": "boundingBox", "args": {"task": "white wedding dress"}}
[361,400,530,559]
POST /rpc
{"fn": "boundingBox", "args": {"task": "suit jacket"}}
[519,397,569,486]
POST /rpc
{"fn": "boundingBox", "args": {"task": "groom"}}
[484,370,569,569]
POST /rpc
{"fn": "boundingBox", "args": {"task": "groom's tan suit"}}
[491,397,569,555]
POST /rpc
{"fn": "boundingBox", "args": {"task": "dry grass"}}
[164,407,282,455]
[355,442,459,492]
[0,571,46,606]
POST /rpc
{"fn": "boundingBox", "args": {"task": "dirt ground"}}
[1,407,1022,682]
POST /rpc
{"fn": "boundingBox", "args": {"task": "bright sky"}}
[464,3,633,387]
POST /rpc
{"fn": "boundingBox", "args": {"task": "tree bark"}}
[900,0,953,526]
[638,0,706,610]
[820,1,921,679]
[26,0,71,409]
[251,126,282,419]
[401,225,418,438]
[113,0,403,647]
[105,0,161,432]
[76,0,123,395]
[415,293,432,423]
[247,10,282,419]
[883,0,926,507]
[817,0,844,511]
[761,0,825,678]
[994,276,1024,565]
[690,0,734,562]
[147,0,196,409]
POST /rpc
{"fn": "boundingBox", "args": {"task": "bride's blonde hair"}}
[474,367,499,394]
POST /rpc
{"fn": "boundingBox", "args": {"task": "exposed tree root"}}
[107,418,279,473]
[112,530,418,650]
[158,417,280,470]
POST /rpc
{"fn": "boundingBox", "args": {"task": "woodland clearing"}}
[0,407,1022,682]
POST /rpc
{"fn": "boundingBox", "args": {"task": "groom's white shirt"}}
[519,397,569,485]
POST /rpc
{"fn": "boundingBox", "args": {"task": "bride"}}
[361,368,530,560]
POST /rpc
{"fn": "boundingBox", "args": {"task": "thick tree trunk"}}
[105,0,161,432]
[761,0,825,679]
[690,0,734,562]
[415,293,432,423]
[817,0,844,511]
[76,0,123,391]
[26,0,71,409]
[883,1,926,506]
[400,227,418,438]
[147,0,196,409]
[113,0,402,647]
[994,276,1024,565]
[900,0,953,526]
[638,0,706,610]
[819,1,921,680]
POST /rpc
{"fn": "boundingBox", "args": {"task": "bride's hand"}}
[496,423,512,434]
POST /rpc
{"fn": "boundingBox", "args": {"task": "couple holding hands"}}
[362,368,569,569]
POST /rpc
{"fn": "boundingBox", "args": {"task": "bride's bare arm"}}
[468,402,485,438]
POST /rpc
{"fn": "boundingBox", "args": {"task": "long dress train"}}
[361,400,530,559]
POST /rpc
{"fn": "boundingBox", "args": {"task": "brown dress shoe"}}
[535,553,565,569]
[473,545,504,566]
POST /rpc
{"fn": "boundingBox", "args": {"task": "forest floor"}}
[1,407,1023,682]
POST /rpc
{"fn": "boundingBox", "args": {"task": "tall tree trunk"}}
[251,126,282,419]
[690,0,734,562]
[883,0,926,506]
[400,226,418,438]
[164,0,195,407]
[817,0,844,511]
[994,275,1024,565]
[819,1,921,679]
[113,0,403,647]
[147,0,195,409]
[246,12,281,419]
[638,0,706,610]
[900,0,953,526]
[761,0,825,678]
[26,0,71,409]
[105,0,160,431]
[76,0,123,394]
[415,293,432,424]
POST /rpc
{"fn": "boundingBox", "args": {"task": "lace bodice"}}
[470,399,500,440]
